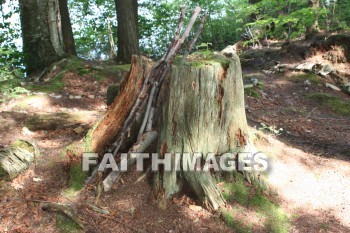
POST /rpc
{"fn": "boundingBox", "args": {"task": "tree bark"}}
[19,0,75,75]
[58,0,76,55]
[115,0,139,63]
[88,56,153,154]
[153,54,249,210]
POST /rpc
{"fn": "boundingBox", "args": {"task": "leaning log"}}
[153,54,249,210]
[88,56,153,154]
[0,140,38,180]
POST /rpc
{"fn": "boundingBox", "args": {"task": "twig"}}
[305,107,317,120]
[183,14,207,60]
[103,131,158,191]
[138,84,157,139]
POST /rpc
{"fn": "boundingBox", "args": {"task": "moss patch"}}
[56,213,82,233]
[175,51,231,69]
[306,93,350,116]
[62,163,86,198]
[220,172,290,233]
[27,74,64,93]
[222,210,253,233]
[291,73,320,84]
[25,112,83,131]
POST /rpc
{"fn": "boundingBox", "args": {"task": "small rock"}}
[304,80,311,86]
[325,83,341,91]
[189,205,202,212]
[49,94,62,99]
[73,126,85,134]
[88,95,95,99]
[33,177,42,182]
[128,207,135,216]
[22,127,34,136]
[74,95,82,99]
[69,95,74,99]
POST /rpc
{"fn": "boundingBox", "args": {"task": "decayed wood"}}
[0,140,38,180]
[89,56,153,154]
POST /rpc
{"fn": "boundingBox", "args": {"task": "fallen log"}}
[0,140,38,180]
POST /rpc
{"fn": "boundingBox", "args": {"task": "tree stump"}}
[154,54,249,210]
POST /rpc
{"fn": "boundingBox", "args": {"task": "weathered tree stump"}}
[154,54,249,210]
[0,140,38,180]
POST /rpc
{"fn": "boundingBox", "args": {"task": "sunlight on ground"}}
[256,132,350,228]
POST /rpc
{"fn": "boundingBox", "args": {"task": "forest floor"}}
[0,35,349,232]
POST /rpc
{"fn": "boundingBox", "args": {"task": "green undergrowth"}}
[0,78,30,102]
[56,213,82,233]
[220,172,290,233]
[27,73,65,93]
[222,209,253,233]
[291,73,321,84]
[61,142,87,198]
[62,163,86,198]
[306,93,350,116]
[245,88,261,98]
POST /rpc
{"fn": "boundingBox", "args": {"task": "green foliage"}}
[245,88,261,98]
[259,123,283,135]
[68,0,117,59]
[0,1,24,76]
[0,78,29,102]
[306,93,350,116]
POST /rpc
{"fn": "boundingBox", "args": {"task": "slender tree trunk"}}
[19,0,75,75]
[115,0,139,63]
[306,0,320,38]
[59,0,76,55]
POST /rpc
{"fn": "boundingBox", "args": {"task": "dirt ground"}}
[0,36,349,232]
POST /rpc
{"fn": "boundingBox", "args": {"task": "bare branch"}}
[183,14,207,60]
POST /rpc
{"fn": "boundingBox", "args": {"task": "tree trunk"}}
[88,56,153,154]
[115,0,139,63]
[306,0,320,38]
[58,0,76,55]
[153,54,249,210]
[19,0,75,75]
